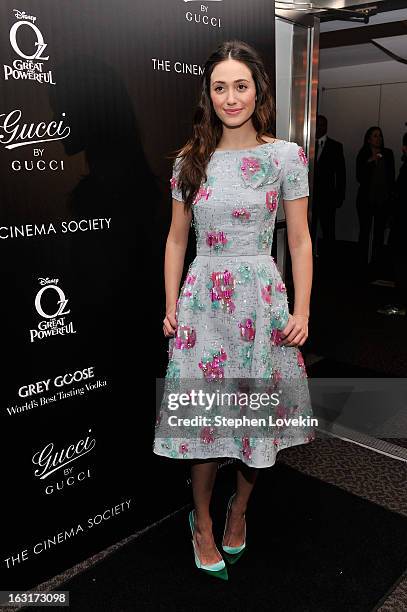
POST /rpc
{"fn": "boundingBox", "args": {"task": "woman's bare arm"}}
[280,196,313,346]
[163,199,192,337]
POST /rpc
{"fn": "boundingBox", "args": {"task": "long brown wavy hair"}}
[169,39,276,211]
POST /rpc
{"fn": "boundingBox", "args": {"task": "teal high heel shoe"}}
[188,510,228,580]
[222,493,246,564]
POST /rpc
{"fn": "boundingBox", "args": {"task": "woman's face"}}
[368,129,383,148]
[210,59,256,127]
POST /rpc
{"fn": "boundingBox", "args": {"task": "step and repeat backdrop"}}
[1,0,275,591]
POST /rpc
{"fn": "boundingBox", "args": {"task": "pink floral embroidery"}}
[175,325,196,350]
[210,270,236,313]
[232,208,251,220]
[298,147,308,166]
[200,427,215,444]
[182,273,196,297]
[275,281,286,293]
[271,329,284,346]
[170,176,177,190]
[242,436,252,460]
[266,190,278,212]
[297,350,308,376]
[240,155,281,189]
[275,404,288,419]
[272,369,282,385]
[238,318,256,341]
[241,157,261,182]
[193,186,212,205]
[206,230,228,249]
[261,284,272,303]
[179,442,189,454]
[273,437,282,447]
[199,346,227,381]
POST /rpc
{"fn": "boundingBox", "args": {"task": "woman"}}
[356,127,395,267]
[154,40,315,581]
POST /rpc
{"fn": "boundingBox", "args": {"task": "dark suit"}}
[356,146,395,263]
[311,136,346,254]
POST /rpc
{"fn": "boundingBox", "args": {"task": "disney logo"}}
[13,10,37,23]
[38,277,59,286]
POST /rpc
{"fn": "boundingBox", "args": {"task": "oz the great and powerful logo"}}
[4,9,56,85]
[29,277,77,343]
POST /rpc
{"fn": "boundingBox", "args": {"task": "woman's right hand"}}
[163,305,177,337]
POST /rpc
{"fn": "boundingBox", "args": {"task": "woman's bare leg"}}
[223,462,259,547]
[190,459,222,565]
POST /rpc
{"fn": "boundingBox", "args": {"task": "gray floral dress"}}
[154,140,316,468]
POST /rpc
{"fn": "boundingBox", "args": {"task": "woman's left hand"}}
[280,313,309,347]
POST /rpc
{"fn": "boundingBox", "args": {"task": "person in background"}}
[311,114,346,259]
[377,131,407,316]
[355,126,395,270]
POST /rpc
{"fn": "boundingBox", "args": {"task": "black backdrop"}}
[1,0,275,591]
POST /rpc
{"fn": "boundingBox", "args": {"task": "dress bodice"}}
[170,140,309,257]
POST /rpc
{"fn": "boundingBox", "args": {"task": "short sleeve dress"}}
[153,140,316,468]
